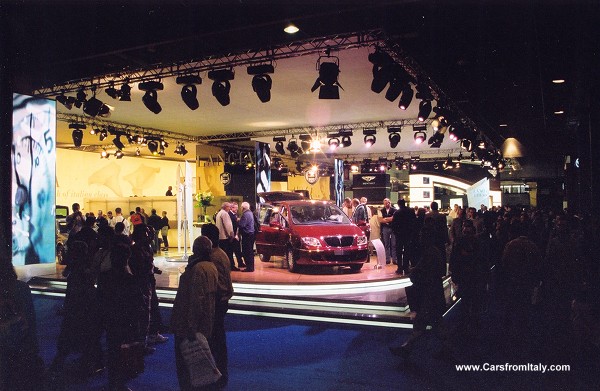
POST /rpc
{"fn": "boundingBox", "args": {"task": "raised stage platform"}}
[24,251,456,329]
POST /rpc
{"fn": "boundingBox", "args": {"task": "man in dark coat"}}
[391,199,416,275]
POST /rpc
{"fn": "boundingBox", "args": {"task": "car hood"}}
[291,223,363,237]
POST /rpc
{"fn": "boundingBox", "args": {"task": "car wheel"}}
[286,246,299,273]
[349,264,363,272]
[258,253,271,262]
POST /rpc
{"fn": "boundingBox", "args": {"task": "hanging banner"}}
[12,94,56,265]
[255,142,270,198]
[467,177,490,208]
[334,159,344,206]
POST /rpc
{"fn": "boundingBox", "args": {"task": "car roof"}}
[257,191,306,203]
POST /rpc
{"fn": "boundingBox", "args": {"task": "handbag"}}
[180,332,222,387]
[120,341,145,379]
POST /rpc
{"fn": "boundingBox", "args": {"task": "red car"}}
[255,200,369,273]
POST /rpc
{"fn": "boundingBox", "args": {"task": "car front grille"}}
[323,236,354,247]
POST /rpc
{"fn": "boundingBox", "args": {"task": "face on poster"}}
[12,93,56,265]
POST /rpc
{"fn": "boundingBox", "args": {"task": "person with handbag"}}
[172,236,219,390]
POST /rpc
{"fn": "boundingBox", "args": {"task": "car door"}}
[255,204,284,258]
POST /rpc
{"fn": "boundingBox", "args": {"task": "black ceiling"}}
[6,0,599,161]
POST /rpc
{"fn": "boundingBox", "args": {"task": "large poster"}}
[12,94,56,265]
[255,142,271,198]
[467,177,490,208]
[334,158,344,206]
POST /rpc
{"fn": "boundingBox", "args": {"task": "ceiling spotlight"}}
[56,92,76,110]
[414,132,426,144]
[139,81,164,114]
[273,136,286,154]
[75,88,87,108]
[287,138,299,152]
[174,143,188,156]
[119,81,131,101]
[368,49,394,93]
[443,156,453,170]
[176,74,202,110]
[413,125,427,145]
[83,96,110,117]
[105,82,120,99]
[417,100,432,121]
[398,84,414,110]
[363,128,377,148]
[69,123,85,147]
[338,131,353,148]
[328,137,340,151]
[284,23,299,34]
[115,150,124,159]
[100,148,109,159]
[311,55,342,99]
[428,131,444,148]
[308,139,320,153]
[147,140,159,155]
[248,63,275,103]
[387,126,401,148]
[461,139,472,151]
[113,136,125,150]
[208,69,235,106]
[99,129,108,141]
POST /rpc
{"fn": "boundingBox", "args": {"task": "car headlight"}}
[301,237,321,247]
[356,235,368,246]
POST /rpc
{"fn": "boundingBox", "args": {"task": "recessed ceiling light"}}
[499,124,508,127]
[554,110,564,114]
[284,23,299,34]
[552,79,565,84]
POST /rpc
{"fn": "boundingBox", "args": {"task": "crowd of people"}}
[378,200,600,364]
[49,200,253,390]
[48,203,171,391]
[3,196,600,389]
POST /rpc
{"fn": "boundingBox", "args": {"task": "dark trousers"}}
[218,239,234,269]
[149,275,163,335]
[231,237,244,267]
[106,323,131,390]
[210,302,229,389]
[241,232,255,271]
[161,232,169,248]
[152,233,160,253]
[381,225,397,264]
[395,234,413,273]
[135,276,152,344]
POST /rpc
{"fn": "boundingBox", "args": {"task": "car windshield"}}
[290,204,351,225]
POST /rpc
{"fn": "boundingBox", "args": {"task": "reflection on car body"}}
[255,200,369,273]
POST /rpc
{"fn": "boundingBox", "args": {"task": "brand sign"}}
[304,169,319,185]
[220,172,231,185]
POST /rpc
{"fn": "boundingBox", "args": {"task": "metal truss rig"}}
[34,30,387,96]
[197,119,435,142]
[57,113,197,143]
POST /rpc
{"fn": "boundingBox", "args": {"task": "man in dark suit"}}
[424,201,449,277]
[391,199,416,275]
[378,198,397,265]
